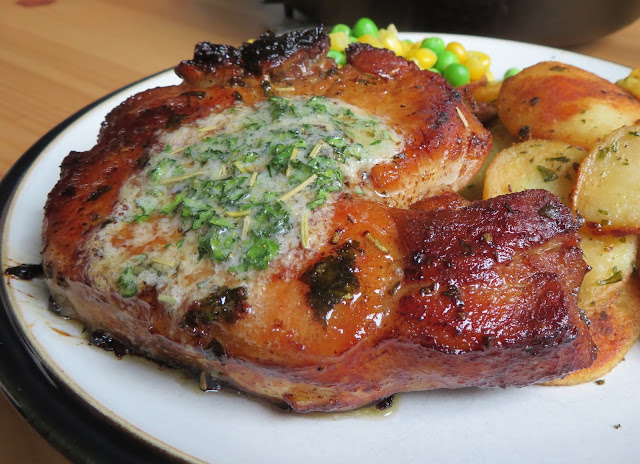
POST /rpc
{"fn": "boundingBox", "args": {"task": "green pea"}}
[428,68,441,75]
[352,17,379,38]
[434,50,459,73]
[349,35,358,43]
[504,67,521,79]
[327,49,347,66]
[444,63,471,86]
[331,24,351,36]
[421,37,445,55]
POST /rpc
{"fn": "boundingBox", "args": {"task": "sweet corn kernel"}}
[630,68,640,79]
[617,76,640,99]
[397,39,411,57]
[357,34,383,48]
[445,42,467,63]
[386,23,399,37]
[464,55,486,81]
[382,35,405,55]
[467,50,491,70]
[402,40,422,58]
[410,47,438,70]
[329,31,350,52]
[378,28,390,42]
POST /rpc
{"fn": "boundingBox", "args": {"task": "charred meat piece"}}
[42,28,593,412]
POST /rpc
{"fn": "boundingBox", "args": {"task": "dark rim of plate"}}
[0,69,189,464]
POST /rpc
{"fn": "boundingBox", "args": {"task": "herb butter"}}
[88,96,403,307]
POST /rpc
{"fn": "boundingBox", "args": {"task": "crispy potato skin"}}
[498,61,640,149]
[43,31,595,411]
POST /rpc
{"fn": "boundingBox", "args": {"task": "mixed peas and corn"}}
[329,17,519,87]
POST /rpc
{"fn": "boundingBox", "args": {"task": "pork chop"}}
[42,28,594,412]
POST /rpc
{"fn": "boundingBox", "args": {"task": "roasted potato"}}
[547,274,640,385]
[572,124,640,235]
[498,61,640,149]
[578,232,637,313]
[482,139,587,203]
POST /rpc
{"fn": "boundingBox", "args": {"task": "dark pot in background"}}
[267,0,640,46]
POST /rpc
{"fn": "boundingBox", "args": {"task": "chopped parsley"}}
[597,140,619,160]
[596,267,623,286]
[118,266,138,297]
[536,165,558,182]
[545,155,570,162]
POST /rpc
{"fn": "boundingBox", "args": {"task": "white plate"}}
[1,33,637,464]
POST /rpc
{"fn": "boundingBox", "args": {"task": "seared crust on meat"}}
[176,27,333,86]
[43,29,594,412]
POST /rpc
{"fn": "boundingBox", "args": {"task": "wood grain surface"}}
[0,0,638,462]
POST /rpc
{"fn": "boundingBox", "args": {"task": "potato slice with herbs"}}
[460,119,516,201]
[578,232,637,313]
[498,61,640,149]
[483,139,587,202]
[547,274,640,385]
[572,125,640,235]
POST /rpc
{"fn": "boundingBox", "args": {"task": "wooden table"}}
[0,1,638,462]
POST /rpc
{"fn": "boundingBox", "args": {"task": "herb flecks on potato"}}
[483,139,587,204]
[573,124,640,235]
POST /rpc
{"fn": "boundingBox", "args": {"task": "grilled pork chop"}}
[42,28,595,412]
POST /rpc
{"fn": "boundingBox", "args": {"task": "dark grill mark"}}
[87,185,112,202]
[166,113,188,129]
[181,90,207,98]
